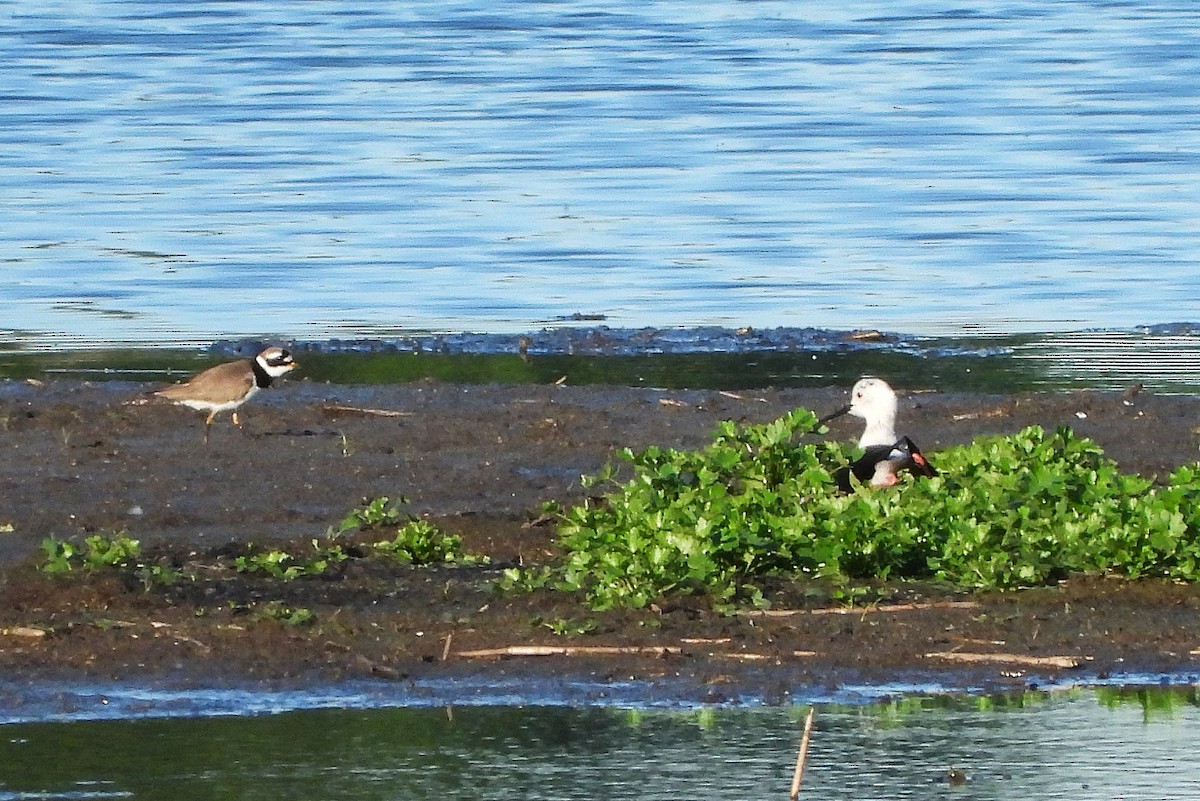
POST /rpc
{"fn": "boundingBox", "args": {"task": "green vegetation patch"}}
[550,410,1200,610]
[39,499,487,594]
[336,497,489,567]
[41,533,177,589]
[233,540,349,580]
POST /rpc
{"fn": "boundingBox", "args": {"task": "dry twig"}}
[455,645,681,659]
[924,651,1084,669]
[2,626,48,639]
[789,707,816,800]
[320,403,414,418]
[738,600,980,618]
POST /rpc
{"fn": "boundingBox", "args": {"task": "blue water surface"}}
[2,686,1199,800]
[2,1,1199,349]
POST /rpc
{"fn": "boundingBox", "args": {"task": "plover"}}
[152,346,297,441]
[820,377,937,491]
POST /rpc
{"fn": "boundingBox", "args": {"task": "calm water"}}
[3,1,1200,350]
[1,689,1198,799]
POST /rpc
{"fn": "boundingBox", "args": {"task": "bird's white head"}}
[256,347,298,379]
[848,377,898,447]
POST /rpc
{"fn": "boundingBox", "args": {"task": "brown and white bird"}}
[152,346,297,441]
[820,377,936,492]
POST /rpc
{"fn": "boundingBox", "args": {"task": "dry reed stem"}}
[320,403,414,418]
[789,707,816,800]
[924,651,1085,669]
[738,600,980,618]
[2,626,48,639]
[454,645,682,658]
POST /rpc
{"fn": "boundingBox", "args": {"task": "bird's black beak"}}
[817,404,852,427]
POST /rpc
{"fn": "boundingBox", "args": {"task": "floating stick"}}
[789,707,815,800]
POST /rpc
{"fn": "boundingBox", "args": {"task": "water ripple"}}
[2,2,1200,348]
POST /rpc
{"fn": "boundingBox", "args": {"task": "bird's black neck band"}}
[250,359,273,389]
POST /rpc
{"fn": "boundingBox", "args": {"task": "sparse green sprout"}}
[232,500,486,580]
[232,537,349,580]
[41,537,78,574]
[41,533,142,573]
[336,495,409,534]
[337,496,489,566]
[831,584,873,607]
[496,565,555,594]
[541,617,598,636]
[83,533,142,569]
[135,563,179,590]
[255,601,314,626]
[40,533,181,589]
[92,618,136,631]
[371,519,488,566]
[234,549,307,579]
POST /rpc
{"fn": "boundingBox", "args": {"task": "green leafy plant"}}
[335,495,408,533]
[234,549,309,579]
[134,562,179,590]
[371,520,488,566]
[556,408,850,609]
[41,533,142,572]
[40,533,179,588]
[541,617,598,636]
[233,538,348,580]
[900,424,1194,588]
[81,533,142,569]
[335,496,487,566]
[496,565,556,594]
[40,537,78,574]
[254,601,315,626]
[550,409,1200,610]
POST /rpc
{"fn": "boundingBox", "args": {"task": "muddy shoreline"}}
[2,376,1200,704]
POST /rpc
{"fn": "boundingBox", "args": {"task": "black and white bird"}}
[819,377,936,492]
[152,346,297,442]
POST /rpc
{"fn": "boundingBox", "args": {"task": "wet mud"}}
[2,376,1200,702]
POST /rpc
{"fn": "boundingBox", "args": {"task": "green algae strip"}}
[3,328,1199,393]
[0,347,1043,393]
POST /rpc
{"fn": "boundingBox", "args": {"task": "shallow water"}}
[8,323,1200,393]
[3,1,1200,349]
[2,687,1198,800]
